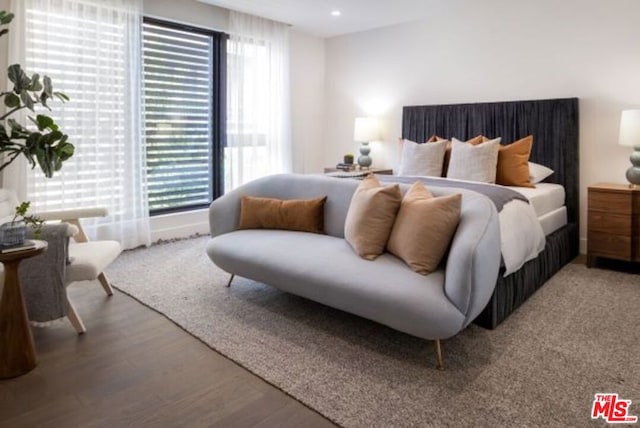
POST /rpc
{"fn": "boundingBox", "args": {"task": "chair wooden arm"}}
[35,207,108,221]
[35,207,109,243]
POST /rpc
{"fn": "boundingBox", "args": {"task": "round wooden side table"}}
[0,240,47,379]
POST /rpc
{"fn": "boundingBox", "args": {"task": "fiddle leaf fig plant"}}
[0,10,74,178]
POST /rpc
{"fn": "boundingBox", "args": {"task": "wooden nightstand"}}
[323,167,393,175]
[587,183,640,267]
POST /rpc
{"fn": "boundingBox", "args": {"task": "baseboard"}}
[150,209,210,242]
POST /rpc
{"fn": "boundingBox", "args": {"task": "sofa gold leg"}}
[226,274,235,288]
[435,339,444,370]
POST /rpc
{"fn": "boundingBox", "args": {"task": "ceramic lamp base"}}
[357,142,372,169]
[626,145,640,186]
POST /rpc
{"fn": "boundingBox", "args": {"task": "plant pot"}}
[343,154,354,165]
[0,221,27,247]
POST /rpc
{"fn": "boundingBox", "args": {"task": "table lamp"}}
[353,117,380,169]
[619,109,640,187]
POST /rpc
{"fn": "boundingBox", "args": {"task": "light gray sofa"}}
[206,174,500,365]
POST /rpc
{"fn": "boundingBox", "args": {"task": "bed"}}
[400,98,579,329]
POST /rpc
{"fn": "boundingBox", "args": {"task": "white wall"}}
[323,0,640,253]
[290,29,326,174]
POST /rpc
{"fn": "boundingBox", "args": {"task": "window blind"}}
[143,20,214,213]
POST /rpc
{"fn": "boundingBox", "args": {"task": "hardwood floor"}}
[0,283,337,428]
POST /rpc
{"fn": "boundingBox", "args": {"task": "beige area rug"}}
[107,236,640,427]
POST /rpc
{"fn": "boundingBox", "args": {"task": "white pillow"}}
[447,138,501,183]
[398,139,448,177]
[528,162,554,183]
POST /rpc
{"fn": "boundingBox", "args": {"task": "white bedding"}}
[500,183,568,275]
[434,177,551,276]
[499,200,545,276]
[539,207,567,236]
[510,183,565,217]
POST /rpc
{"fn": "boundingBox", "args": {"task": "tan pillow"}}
[239,196,327,234]
[344,175,402,260]
[496,136,534,188]
[387,182,462,275]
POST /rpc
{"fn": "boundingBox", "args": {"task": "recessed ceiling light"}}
[331,10,341,17]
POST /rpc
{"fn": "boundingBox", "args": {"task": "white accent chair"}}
[0,189,121,334]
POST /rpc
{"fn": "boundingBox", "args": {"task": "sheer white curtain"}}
[226,11,291,191]
[7,0,150,249]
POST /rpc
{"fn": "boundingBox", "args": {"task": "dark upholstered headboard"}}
[402,98,579,226]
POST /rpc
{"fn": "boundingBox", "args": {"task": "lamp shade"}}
[353,117,380,142]
[619,110,640,147]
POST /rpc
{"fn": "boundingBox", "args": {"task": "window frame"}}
[142,16,226,216]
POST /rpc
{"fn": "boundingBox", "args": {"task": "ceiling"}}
[197,0,431,38]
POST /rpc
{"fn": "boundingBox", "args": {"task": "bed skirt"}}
[473,223,579,329]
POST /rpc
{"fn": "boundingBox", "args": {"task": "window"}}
[225,40,268,193]
[225,13,291,192]
[142,18,225,214]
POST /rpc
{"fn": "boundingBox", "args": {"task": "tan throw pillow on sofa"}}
[387,182,462,275]
[496,135,534,188]
[239,196,327,234]
[344,175,402,260]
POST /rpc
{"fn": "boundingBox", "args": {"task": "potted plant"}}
[0,10,73,246]
[0,201,43,246]
[343,153,354,165]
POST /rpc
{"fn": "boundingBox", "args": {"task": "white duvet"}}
[499,200,545,276]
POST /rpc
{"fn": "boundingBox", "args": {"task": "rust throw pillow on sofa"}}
[239,195,327,234]
[496,135,534,187]
[387,182,462,275]
[344,175,402,260]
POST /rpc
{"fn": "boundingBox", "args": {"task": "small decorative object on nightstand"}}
[619,109,640,187]
[587,183,640,268]
[353,117,381,169]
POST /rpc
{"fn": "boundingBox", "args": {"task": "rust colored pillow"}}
[427,135,446,143]
[387,182,462,275]
[344,175,402,260]
[440,135,484,177]
[496,136,534,188]
[239,196,327,234]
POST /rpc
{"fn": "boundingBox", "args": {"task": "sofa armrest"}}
[209,189,243,238]
[444,193,501,328]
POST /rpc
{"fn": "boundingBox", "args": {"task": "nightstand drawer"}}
[587,211,631,235]
[588,190,632,214]
[587,231,631,260]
